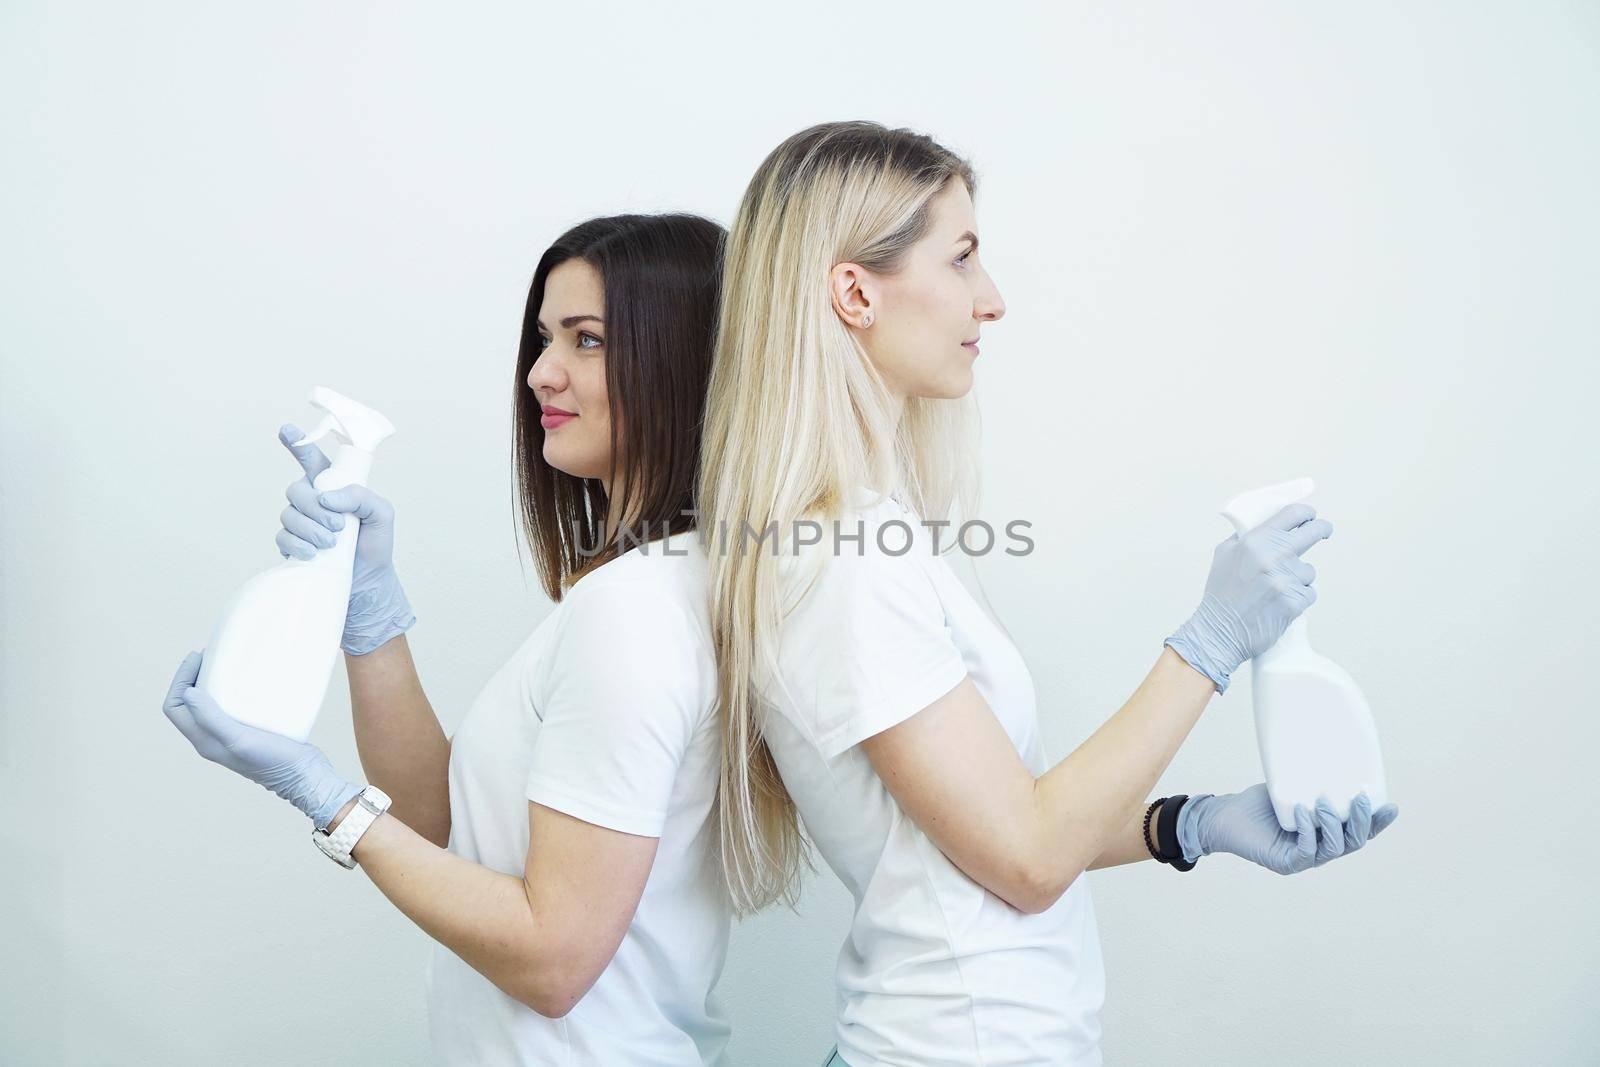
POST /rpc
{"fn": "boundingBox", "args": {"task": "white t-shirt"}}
[426,531,731,1066]
[756,489,1106,1067]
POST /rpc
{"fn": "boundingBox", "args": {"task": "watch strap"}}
[313,785,391,868]
[1156,794,1197,871]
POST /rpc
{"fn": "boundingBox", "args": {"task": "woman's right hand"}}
[1177,783,1399,874]
[275,422,416,656]
[1163,502,1332,694]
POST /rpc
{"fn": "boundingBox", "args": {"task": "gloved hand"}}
[162,650,362,830]
[276,423,416,656]
[1163,502,1332,694]
[1176,782,1399,875]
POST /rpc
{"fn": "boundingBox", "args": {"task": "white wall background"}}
[3,2,1595,1063]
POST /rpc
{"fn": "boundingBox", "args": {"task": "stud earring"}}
[862,314,873,327]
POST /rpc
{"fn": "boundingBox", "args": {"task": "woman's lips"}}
[541,411,576,429]
[962,341,980,357]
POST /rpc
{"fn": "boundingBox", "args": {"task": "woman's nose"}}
[527,350,565,392]
[977,283,1006,322]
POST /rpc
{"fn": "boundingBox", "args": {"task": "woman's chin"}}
[542,442,599,480]
[916,366,975,401]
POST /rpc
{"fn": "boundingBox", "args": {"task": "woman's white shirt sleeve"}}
[524,579,708,838]
[776,541,969,760]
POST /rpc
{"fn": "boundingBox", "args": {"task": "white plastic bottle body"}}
[1251,617,1389,830]
[196,447,371,743]
[1221,477,1390,830]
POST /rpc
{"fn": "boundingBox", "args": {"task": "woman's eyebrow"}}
[955,231,978,252]
[534,314,606,330]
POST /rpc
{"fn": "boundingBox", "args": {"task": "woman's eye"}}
[955,249,973,267]
[536,333,602,349]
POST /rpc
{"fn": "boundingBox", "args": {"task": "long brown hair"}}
[513,213,725,600]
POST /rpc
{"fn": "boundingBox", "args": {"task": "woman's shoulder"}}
[778,490,948,622]
[561,530,712,635]
[790,487,941,564]
[533,534,717,714]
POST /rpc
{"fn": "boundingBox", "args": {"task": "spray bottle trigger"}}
[288,414,349,450]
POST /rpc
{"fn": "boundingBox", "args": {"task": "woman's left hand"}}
[1176,782,1398,875]
[162,650,362,830]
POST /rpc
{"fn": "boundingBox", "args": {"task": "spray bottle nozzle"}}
[1220,476,1317,535]
[286,386,396,457]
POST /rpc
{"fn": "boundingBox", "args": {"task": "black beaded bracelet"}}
[1142,800,1164,862]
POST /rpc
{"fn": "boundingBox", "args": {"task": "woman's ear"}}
[828,261,875,329]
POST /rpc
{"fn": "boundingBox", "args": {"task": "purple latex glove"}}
[275,423,416,656]
[1177,783,1399,874]
[162,650,361,830]
[1164,503,1333,695]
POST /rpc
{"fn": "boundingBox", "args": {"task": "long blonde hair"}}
[697,120,982,914]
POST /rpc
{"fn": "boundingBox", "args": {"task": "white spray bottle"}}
[196,386,396,743]
[1221,477,1390,830]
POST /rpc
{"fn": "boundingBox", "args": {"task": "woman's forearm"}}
[1032,647,1214,888]
[1086,798,1166,871]
[323,803,548,1013]
[345,635,452,848]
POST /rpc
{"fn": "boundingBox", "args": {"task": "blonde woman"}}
[164,214,734,1065]
[696,122,1399,1067]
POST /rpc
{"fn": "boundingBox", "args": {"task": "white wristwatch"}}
[312,785,392,869]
